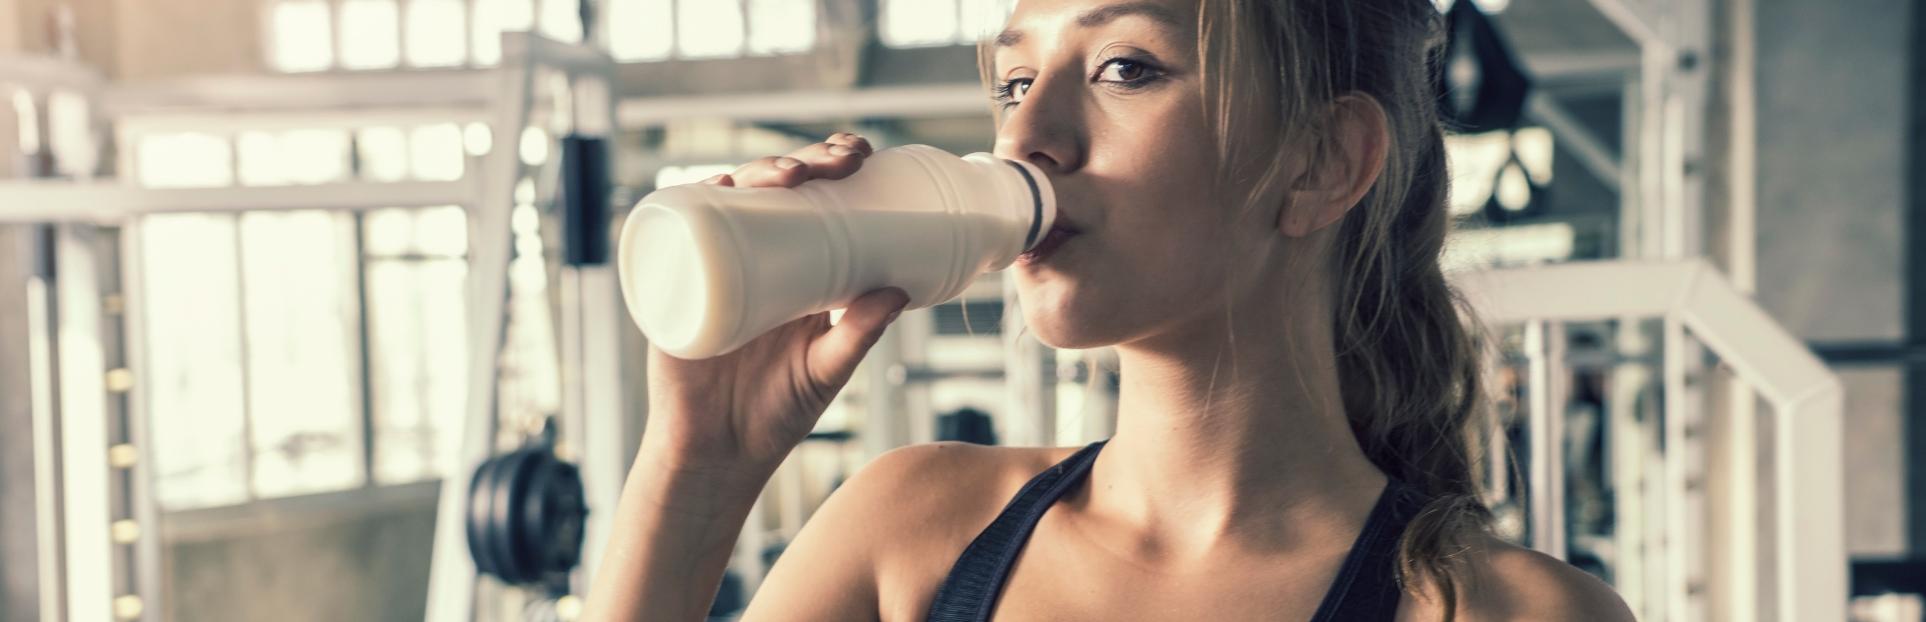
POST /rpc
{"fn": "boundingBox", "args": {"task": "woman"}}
[585,0,1634,619]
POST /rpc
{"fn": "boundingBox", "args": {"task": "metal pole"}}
[425,35,537,622]
[1525,321,1567,560]
[54,225,114,622]
[116,221,166,622]
[1001,272,1054,447]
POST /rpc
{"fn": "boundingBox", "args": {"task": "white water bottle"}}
[618,145,1057,359]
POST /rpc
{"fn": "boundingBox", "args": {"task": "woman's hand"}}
[584,133,904,622]
[641,132,907,478]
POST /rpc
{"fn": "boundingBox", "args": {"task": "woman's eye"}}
[1098,59,1149,83]
[994,78,1033,106]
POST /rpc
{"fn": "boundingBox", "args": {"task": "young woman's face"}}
[994,0,1286,350]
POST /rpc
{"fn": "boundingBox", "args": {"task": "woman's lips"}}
[1017,224,1078,266]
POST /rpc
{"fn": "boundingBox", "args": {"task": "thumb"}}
[806,288,911,391]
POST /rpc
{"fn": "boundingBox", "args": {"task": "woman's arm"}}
[580,449,773,621]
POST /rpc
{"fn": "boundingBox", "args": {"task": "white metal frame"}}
[1454,259,1845,622]
[423,31,621,622]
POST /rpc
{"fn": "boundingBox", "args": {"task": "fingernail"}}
[829,144,855,157]
[776,158,803,170]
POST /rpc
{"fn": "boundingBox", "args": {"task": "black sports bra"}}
[924,441,1426,621]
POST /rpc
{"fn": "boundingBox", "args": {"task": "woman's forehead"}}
[997,0,1197,49]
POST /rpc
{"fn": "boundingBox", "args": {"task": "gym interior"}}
[0,0,1922,620]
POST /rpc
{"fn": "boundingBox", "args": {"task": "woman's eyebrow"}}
[994,2,1185,49]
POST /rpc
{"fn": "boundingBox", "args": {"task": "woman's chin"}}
[1019,308,1118,350]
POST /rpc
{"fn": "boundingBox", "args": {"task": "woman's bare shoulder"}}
[837,442,1078,531]
[1401,534,1636,622]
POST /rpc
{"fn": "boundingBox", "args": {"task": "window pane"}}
[47,90,95,177]
[137,133,234,188]
[271,0,334,72]
[142,215,250,510]
[13,89,39,154]
[238,129,351,186]
[339,0,402,70]
[405,0,468,67]
[957,0,1016,43]
[607,0,673,62]
[364,205,470,257]
[471,0,505,65]
[538,0,583,43]
[410,123,465,181]
[238,211,364,498]
[880,0,958,48]
[675,0,744,58]
[746,0,813,55]
[356,126,411,182]
[364,207,469,483]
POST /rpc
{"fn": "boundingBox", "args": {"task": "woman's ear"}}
[1279,95,1391,238]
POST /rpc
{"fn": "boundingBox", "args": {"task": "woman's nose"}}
[992,77,1085,174]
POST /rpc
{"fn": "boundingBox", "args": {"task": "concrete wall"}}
[108,0,261,79]
[161,484,439,622]
[1753,0,1915,557]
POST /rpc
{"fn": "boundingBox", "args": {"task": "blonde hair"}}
[1199,1,1490,616]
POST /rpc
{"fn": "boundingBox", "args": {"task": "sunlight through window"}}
[746,0,814,55]
[675,0,745,58]
[405,0,468,67]
[607,0,673,61]
[881,0,959,48]
[270,0,334,72]
[338,0,401,70]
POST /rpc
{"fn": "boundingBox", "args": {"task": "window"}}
[606,0,818,62]
[879,0,1014,48]
[265,0,582,72]
[338,0,402,70]
[134,124,475,509]
[270,0,334,72]
[363,206,470,484]
[1444,127,1554,216]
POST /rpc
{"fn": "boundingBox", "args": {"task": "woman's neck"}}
[1086,304,1386,561]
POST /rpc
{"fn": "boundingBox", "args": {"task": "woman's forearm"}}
[581,445,773,622]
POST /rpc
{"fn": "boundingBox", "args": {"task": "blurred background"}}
[0,0,1920,620]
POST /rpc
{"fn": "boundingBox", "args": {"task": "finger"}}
[824,132,874,156]
[805,288,911,392]
[783,142,867,181]
[731,156,811,188]
[702,173,736,186]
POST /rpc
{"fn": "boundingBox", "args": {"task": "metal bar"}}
[1525,321,1568,560]
[230,217,258,501]
[0,56,107,93]
[573,265,626,594]
[102,69,494,115]
[1584,0,1665,49]
[1905,0,1926,576]
[353,213,379,487]
[54,225,114,622]
[26,239,67,622]
[1458,259,1847,622]
[116,221,165,622]
[1773,384,1847,622]
[0,180,480,223]
[114,107,490,135]
[1660,315,1691,621]
[425,45,536,622]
